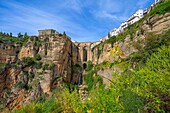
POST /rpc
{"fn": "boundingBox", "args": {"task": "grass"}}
[150,0,170,16]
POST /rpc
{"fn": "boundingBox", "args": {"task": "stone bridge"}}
[74,41,100,67]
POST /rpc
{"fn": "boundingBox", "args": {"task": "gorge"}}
[0,0,170,112]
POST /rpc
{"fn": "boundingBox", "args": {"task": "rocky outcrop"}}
[18,35,82,81]
[92,13,170,64]
[142,13,170,34]
[91,12,170,87]
[0,11,170,112]
[0,34,82,111]
[0,43,20,64]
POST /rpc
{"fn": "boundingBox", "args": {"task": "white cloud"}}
[0,1,97,41]
[95,11,127,22]
[0,0,154,42]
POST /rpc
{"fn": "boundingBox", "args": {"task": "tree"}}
[10,32,12,37]
[63,31,66,36]
[17,32,23,38]
[3,32,6,36]
[108,32,111,38]
[6,33,9,36]
[24,32,28,38]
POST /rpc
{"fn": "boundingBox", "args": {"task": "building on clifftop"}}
[38,29,58,36]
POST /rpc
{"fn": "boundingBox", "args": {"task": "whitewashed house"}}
[110,28,118,36]
[100,36,108,42]
[110,26,122,37]
[127,9,144,25]
[120,21,128,31]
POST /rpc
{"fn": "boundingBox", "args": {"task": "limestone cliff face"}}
[91,13,170,88]
[92,13,170,64]
[0,11,169,112]
[0,34,82,110]
[0,43,20,64]
[142,13,170,34]
[19,35,81,82]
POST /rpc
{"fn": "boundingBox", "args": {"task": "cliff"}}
[92,12,170,64]
[0,1,169,112]
[0,34,82,111]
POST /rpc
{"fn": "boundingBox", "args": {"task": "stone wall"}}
[38,29,56,36]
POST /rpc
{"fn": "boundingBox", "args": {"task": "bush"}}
[150,0,170,16]
[43,63,55,70]
[35,62,43,69]
[0,63,6,72]
[105,36,116,47]
[85,61,93,71]
[22,57,35,66]
[34,54,41,61]
[136,46,170,112]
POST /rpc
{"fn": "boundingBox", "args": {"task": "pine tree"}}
[108,32,111,38]
[10,32,12,37]
[24,32,28,38]
[17,32,23,38]
[63,31,66,36]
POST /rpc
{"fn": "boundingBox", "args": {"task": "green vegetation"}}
[14,23,170,113]
[34,54,42,61]
[105,36,116,47]
[0,63,6,71]
[13,34,170,113]
[42,63,55,70]
[5,1,170,112]
[22,57,36,66]
[0,32,29,46]
[100,0,170,47]
[149,0,170,16]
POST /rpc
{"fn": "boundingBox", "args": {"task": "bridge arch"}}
[90,43,94,49]
[73,41,100,64]
[83,46,88,62]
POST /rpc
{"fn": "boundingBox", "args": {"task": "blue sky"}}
[0,0,154,42]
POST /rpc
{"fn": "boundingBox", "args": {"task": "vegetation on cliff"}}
[0,32,29,45]
[1,0,170,113]
[13,44,170,113]
[14,18,170,113]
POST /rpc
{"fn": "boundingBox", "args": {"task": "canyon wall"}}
[0,11,170,111]
[0,34,82,110]
[92,13,170,64]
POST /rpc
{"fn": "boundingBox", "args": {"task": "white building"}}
[110,27,122,37]
[120,21,128,31]
[100,36,108,42]
[109,9,144,37]
[110,28,118,36]
[127,9,144,25]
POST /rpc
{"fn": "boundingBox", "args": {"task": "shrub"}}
[43,63,55,70]
[150,0,170,16]
[34,54,41,61]
[22,57,35,66]
[136,46,170,112]
[0,63,6,72]
[85,61,93,71]
[105,36,116,47]
[35,62,43,69]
